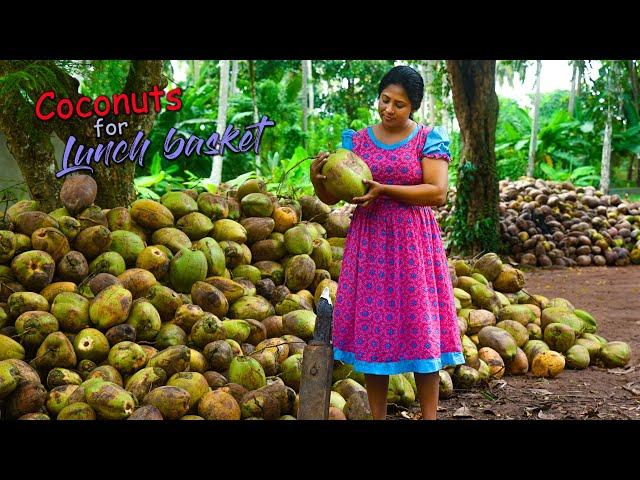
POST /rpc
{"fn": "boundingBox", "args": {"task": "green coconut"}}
[599,341,631,368]
[321,148,373,203]
[565,344,590,369]
[228,356,266,391]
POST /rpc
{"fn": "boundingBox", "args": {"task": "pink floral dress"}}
[331,123,464,375]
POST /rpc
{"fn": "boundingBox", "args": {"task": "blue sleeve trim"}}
[422,126,451,161]
[342,129,356,151]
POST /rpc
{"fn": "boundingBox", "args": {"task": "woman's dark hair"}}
[377,65,424,119]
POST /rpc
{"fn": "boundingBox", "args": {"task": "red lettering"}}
[56,98,74,120]
[94,96,111,117]
[76,97,92,118]
[131,93,149,115]
[113,94,131,115]
[148,85,165,113]
[35,87,182,121]
[35,91,55,121]
[166,88,182,111]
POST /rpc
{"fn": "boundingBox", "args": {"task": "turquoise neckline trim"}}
[367,123,421,150]
[333,347,465,375]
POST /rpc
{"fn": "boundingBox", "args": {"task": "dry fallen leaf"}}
[453,406,473,418]
[608,366,637,375]
[529,388,553,396]
[623,382,640,395]
[537,411,556,420]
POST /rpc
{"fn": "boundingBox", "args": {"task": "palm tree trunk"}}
[248,60,260,173]
[305,60,314,112]
[527,60,542,177]
[628,60,640,185]
[419,62,428,123]
[428,60,437,125]
[209,60,230,186]
[568,62,577,117]
[600,66,614,194]
[0,60,164,210]
[301,60,308,139]
[446,60,500,256]
[230,60,239,96]
[601,109,613,194]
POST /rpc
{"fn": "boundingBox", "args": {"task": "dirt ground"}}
[391,265,640,420]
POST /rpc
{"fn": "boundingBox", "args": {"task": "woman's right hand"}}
[310,152,330,184]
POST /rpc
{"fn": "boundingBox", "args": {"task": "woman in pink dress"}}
[310,65,464,420]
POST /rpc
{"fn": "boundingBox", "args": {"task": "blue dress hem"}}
[333,347,465,375]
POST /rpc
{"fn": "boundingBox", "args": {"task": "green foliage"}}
[495,98,531,179]
[315,60,394,122]
[77,60,130,97]
[133,152,209,199]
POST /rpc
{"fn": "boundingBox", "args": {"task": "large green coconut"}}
[72,328,110,363]
[124,367,167,403]
[283,225,313,255]
[573,309,598,334]
[439,370,454,399]
[14,311,59,350]
[107,341,147,375]
[492,265,525,293]
[192,237,226,277]
[281,353,304,391]
[321,149,372,203]
[89,284,133,330]
[142,386,191,420]
[0,361,19,399]
[50,292,90,333]
[109,230,146,267]
[147,345,191,377]
[284,254,316,291]
[161,191,198,219]
[462,335,479,369]
[229,295,275,321]
[11,250,56,291]
[472,253,503,282]
[453,365,480,389]
[575,337,601,361]
[541,307,585,334]
[167,372,210,410]
[565,344,590,369]
[241,193,274,218]
[470,284,502,315]
[169,248,208,293]
[599,341,631,368]
[125,300,162,342]
[497,304,537,326]
[83,379,136,420]
[282,310,317,341]
[543,323,576,353]
[228,356,266,391]
[496,320,529,347]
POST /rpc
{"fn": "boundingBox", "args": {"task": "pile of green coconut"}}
[0,169,362,420]
[0,151,633,420]
[441,253,631,392]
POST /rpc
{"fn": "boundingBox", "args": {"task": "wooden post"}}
[298,287,334,420]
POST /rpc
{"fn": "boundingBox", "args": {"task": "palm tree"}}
[527,60,542,177]
[209,60,230,186]
[446,60,501,256]
[248,60,260,173]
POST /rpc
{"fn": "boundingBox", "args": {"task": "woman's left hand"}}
[352,178,385,207]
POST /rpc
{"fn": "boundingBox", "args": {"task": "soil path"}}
[394,265,640,420]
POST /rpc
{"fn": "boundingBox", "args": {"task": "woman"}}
[310,65,464,420]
